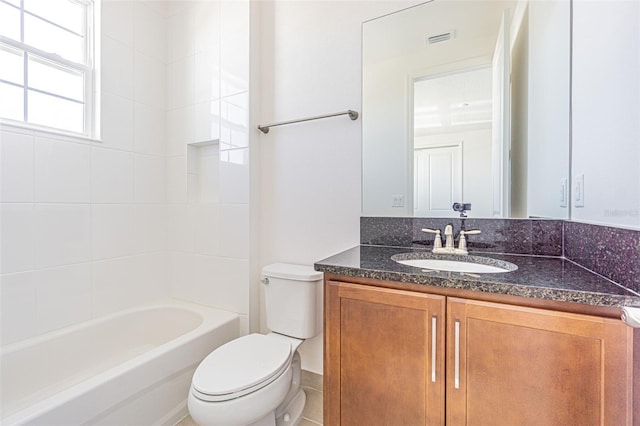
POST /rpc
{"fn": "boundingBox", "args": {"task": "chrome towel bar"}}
[258,109,359,134]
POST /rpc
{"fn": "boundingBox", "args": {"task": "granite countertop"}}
[314,245,640,308]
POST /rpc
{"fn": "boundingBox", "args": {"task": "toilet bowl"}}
[188,263,322,426]
[188,333,304,426]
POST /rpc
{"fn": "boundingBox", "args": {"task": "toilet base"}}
[276,388,306,426]
[248,388,306,426]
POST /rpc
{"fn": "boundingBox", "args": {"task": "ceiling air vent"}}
[426,30,456,45]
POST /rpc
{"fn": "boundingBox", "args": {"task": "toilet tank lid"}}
[262,263,323,281]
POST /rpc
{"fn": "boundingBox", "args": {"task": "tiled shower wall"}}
[0,0,251,346]
[164,0,250,333]
[0,1,168,345]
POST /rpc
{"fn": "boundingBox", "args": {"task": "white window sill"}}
[0,120,102,144]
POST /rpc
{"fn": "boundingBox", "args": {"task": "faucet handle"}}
[421,228,439,234]
[421,228,442,249]
[457,229,481,253]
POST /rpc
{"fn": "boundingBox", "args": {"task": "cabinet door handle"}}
[454,319,460,389]
[431,315,437,383]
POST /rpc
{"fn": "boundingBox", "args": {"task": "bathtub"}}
[0,299,239,426]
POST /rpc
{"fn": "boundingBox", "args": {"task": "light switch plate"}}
[575,174,585,207]
[392,195,405,207]
[560,177,568,208]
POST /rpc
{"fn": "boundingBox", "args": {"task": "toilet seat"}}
[191,334,293,402]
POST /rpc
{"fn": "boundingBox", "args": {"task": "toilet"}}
[188,263,323,426]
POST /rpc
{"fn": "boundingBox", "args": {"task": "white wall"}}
[527,0,570,219]
[572,0,640,228]
[0,1,168,345]
[256,0,422,374]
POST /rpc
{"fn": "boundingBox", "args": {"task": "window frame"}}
[0,0,97,138]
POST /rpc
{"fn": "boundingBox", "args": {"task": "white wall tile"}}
[166,155,187,203]
[133,2,165,60]
[199,148,219,203]
[194,0,219,55]
[101,0,134,47]
[134,154,166,203]
[219,148,249,204]
[91,204,135,260]
[134,103,165,156]
[1,131,34,202]
[134,53,165,108]
[194,203,220,256]
[168,251,195,300]
[34,263,92,334]
[220,93,248,150]
[101,35,134,100]
[141,0,167,17]
[101,92,134,151]
[35,137,91,203]
[91,256,139,316]
[195,52,220,103]
[187,145,198,173]
[195,100,221,143]
[166,204,195,253]
[165,0,190,17]
[133,252,168,302]
[187,173,198,204]
[34,204,91,268]
[166,6,195,63]
[166,106,194,155]
[219,204,249,259]
[220,0,249,97]
[1,204,34,274]
[193,255,249,314]
[166,56,195,110]
[133,204,166,254]
[0,272,37,345]
[92,254,167,317]
[91,147,134,203]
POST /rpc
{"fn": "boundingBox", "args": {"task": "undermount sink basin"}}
[392,254,517,274]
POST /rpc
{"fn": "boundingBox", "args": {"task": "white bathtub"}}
[0,299,239,426]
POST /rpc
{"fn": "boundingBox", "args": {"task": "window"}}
[0,0,95,136]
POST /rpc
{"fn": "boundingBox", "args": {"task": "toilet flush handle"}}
[261,278,270,285]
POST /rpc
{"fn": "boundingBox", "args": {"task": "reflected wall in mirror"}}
[362,0,570,219]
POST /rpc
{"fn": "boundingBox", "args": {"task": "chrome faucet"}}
[421,224,481,255]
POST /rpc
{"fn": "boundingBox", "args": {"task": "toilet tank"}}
[262,263,323,339]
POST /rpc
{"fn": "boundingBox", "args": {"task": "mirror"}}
[362,0,570,219]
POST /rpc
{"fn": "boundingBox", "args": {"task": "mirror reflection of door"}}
[414,143,462,217]
[412,66,494,217]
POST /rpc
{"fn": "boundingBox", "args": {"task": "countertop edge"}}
[314,246,640,309]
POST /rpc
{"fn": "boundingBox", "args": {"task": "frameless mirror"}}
[362,0,570,219]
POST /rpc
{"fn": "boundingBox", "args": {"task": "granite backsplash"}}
[361,217,640,294]
[564,221,640,293]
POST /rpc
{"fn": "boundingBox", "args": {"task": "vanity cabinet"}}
[325,282,446,425]
[325,279,636,425]
[446,297,633,425]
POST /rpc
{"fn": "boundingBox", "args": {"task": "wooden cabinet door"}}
[325,281,446,426]
[446,297,634,426]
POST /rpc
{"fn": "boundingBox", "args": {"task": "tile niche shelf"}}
[187,140,220,204]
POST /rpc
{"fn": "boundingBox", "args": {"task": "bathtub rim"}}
[1,298,240,425]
